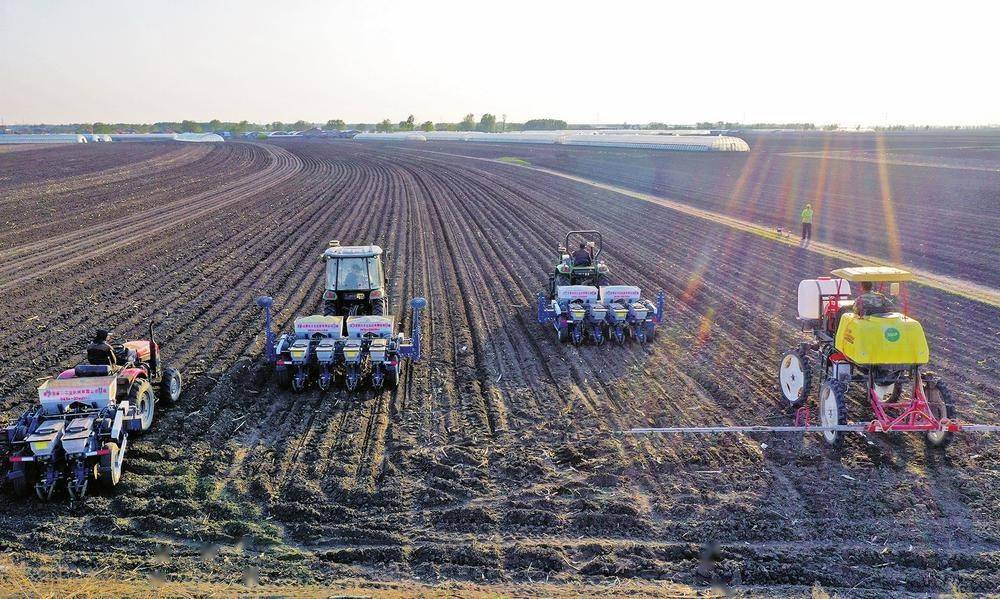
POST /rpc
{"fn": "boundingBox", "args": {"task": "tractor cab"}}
[321,241,388,316]
[829,267,928,366]
[551,230,610,298]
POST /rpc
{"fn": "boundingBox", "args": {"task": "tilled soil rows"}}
[415,131,1000,287]
[0,140,997,595]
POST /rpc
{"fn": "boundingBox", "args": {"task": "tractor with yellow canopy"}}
[778,266,955,446]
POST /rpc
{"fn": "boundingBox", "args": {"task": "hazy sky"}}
[1,0,997,125]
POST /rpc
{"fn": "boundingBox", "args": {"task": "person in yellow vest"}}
[800,203,814,242]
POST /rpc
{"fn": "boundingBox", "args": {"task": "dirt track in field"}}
[0,139,997,595]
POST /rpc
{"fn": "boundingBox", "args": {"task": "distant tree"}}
[522,118,567,131]
[420,121,435,131]
[208,119,223,132]
[180,120,203,133]
[77,124,94,134]
[822,123,839,131]
[476,113,497,132]
[269,121,285,132]
[435,122,456,131]
[231,120,249,135]
[92,122,113,134]
[457,113,476,131]
[398,114,415,131]
[325,119,346,130]
[376,119,394,132]
[291,120,311,131]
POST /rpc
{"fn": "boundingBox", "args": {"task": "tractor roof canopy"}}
[830,266,913,282]
[323,244,383,259]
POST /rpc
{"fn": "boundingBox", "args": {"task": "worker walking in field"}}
[800,203,814,245]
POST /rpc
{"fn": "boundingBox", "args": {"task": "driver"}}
[86,329,137,367]
[571,242,592,267]
[854,281,894,317]
[342,262,367,289]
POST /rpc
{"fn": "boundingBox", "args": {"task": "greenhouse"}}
[0,134,88,144]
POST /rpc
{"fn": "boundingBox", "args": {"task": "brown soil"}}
[0,139,997,596]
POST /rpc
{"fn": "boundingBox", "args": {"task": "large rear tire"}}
[818,379,848,446]
[159,367,182,405]
[924,378,956,448]
[778,347,813,409]
[371,299,386,316]
[323,300,337,316]
[275,366,292,389]
[385,363,400,389]
[129,381,156,432]
[97,441,122,489]
[9,464,31,497]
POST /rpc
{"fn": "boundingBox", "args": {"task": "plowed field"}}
[0,139,997,596]
[416,131,1000,287]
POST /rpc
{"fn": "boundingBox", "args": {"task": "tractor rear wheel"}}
[818,379,848,446]
[130,381,156,432]
[159,367,182,405]
[323,300,337,316]
[924,378,956,448]
[97,441,122,489]
[778,347,813,409]
[9,463,31,497]
[371,299,386,316]
[276,367,292,388]
[385,364,400,389]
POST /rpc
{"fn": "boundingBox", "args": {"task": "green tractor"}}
[548,230,610,299]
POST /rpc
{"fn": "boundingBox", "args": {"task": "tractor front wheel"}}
[924,378,956,448]
[778,347,813,409]
[159,367,182,405]
[818,379,848,446]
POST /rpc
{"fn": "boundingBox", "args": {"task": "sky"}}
[1,0,998,126]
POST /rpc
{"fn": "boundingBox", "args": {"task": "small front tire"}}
[97,441,122,489]
[130,381,156,432]
[924,378,956,448]
[818,379,848,446]
[778,347,813,409]
[159,367,182,405]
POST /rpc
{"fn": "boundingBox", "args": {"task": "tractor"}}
[259,240,425,393]
[538,230,664,346]
[321,241,388,317]
[778,266,956,447]
[2,320,181,500]
[548,230,610,299]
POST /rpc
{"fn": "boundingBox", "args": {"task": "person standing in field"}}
[800,203,814,244]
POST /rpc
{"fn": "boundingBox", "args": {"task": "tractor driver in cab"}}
[86,329,137,367]
[341,261,367,290]
[571,242,593,267]
[854,281,895,317]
